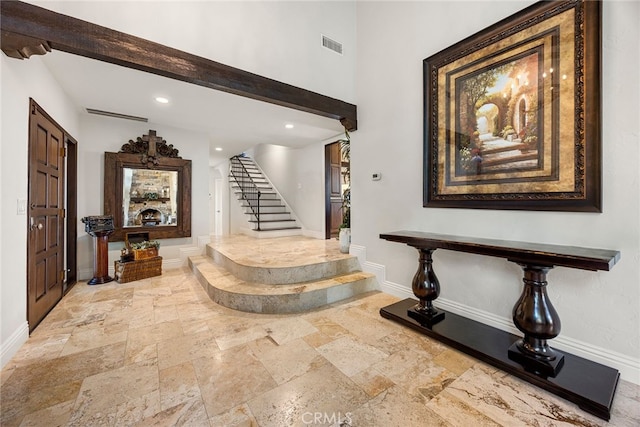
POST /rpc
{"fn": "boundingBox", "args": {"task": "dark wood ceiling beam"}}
[0,1,357,130]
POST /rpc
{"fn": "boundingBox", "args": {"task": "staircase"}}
[229,155,301,234]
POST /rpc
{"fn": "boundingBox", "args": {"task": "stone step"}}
[206,242,360,284]
[189,255,378,314]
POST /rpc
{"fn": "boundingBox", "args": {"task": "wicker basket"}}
[133,247,158,260]
[114,256,162,283]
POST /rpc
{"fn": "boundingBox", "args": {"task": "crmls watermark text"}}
[301,412,353,425]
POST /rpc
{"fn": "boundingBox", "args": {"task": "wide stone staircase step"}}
[188,237,378,313]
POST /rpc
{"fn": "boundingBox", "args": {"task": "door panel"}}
[28,100,65,331]
[325,142,343,239]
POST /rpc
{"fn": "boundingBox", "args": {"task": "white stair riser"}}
[231,156,299,232]
[247,213,292,221]
[243,206,288,214]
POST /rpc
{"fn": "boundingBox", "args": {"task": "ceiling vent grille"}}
[321,35,343,55]
[86,108,148,122]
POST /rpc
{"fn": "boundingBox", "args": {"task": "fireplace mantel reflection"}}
[123,168,178,227]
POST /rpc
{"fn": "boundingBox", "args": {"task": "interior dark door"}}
[325,142,343,239]
[27,99,65,331]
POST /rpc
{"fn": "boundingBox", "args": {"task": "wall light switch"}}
[17,199,27,215]
[372,172,382,181]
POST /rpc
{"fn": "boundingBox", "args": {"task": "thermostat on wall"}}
[372,172,382,181]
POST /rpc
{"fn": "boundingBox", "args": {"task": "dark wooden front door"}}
[27,99,65,331]
[325,142,343,239]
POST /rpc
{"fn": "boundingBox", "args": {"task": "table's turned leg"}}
[408,248,445,326]
[508,263,564,376]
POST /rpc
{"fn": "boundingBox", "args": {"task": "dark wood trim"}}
[379,230,619,271]
[1,1,357,130]
[64,134,78,291]
[104,149,192,242]
[324,143,333,239]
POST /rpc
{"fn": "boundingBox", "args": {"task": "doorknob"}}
[29,217,43,231]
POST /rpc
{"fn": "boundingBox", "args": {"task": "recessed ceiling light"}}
[215,147,223,151]
[285,123,294,129]
[155,97,169,104]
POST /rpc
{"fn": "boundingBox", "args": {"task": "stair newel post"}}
[257,190,261,231]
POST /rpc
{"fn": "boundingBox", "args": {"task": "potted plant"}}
[338,130,351,253]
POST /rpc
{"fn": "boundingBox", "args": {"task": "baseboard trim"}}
[1,321,29,369]
[353,243,640,385]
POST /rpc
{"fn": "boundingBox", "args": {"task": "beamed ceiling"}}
[0,1,357,164]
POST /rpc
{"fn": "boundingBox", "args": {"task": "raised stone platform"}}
[189,235,378,314]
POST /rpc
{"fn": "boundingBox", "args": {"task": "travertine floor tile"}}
[249,337,327,385]
[194,344,277,416]
[135,397,209,426]
[349,368,396,397]
[159,361,201,410]
[370,348,457,401]
[59,327,127,357]
[157,329,219,370]
[439,364,606,426]
[67,361,159,425]
[1,236,638,427]
[209,403,258,427]
[127,319,184,348]
[3,331,70,369]
[263,317,318,345]
[16,399,74,427]
[349,385,449,426]
[610,380,640,426]
[317,336,388,377]
[247,363,369,426]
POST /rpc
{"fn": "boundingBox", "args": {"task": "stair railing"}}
[229,155,261,230]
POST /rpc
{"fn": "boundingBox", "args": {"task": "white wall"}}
[0,55,80,365]
[28,0,357,104]
[0,55,211,366]
[77,114,211,278]
[253,142,328,237]
[354,1,640,383]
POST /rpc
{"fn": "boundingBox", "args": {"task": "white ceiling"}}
[40,51,345,166]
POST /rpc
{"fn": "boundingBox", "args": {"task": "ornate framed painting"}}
[423,0,602,211]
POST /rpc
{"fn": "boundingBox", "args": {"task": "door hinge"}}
[60,208,66,218]
[60,147,67,157]
[60,270,65,281]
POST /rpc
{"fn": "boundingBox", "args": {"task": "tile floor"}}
[1,267,639,426]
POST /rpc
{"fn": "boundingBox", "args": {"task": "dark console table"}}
[379,231,620,421]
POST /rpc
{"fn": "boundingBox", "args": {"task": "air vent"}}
[86,108,148,122]
[321,34,343,55]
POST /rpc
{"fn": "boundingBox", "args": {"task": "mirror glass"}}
[122,168,179,227]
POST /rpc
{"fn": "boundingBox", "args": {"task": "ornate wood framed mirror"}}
[104,130,191,241]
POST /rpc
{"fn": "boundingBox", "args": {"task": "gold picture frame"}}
[424,0,602,211]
